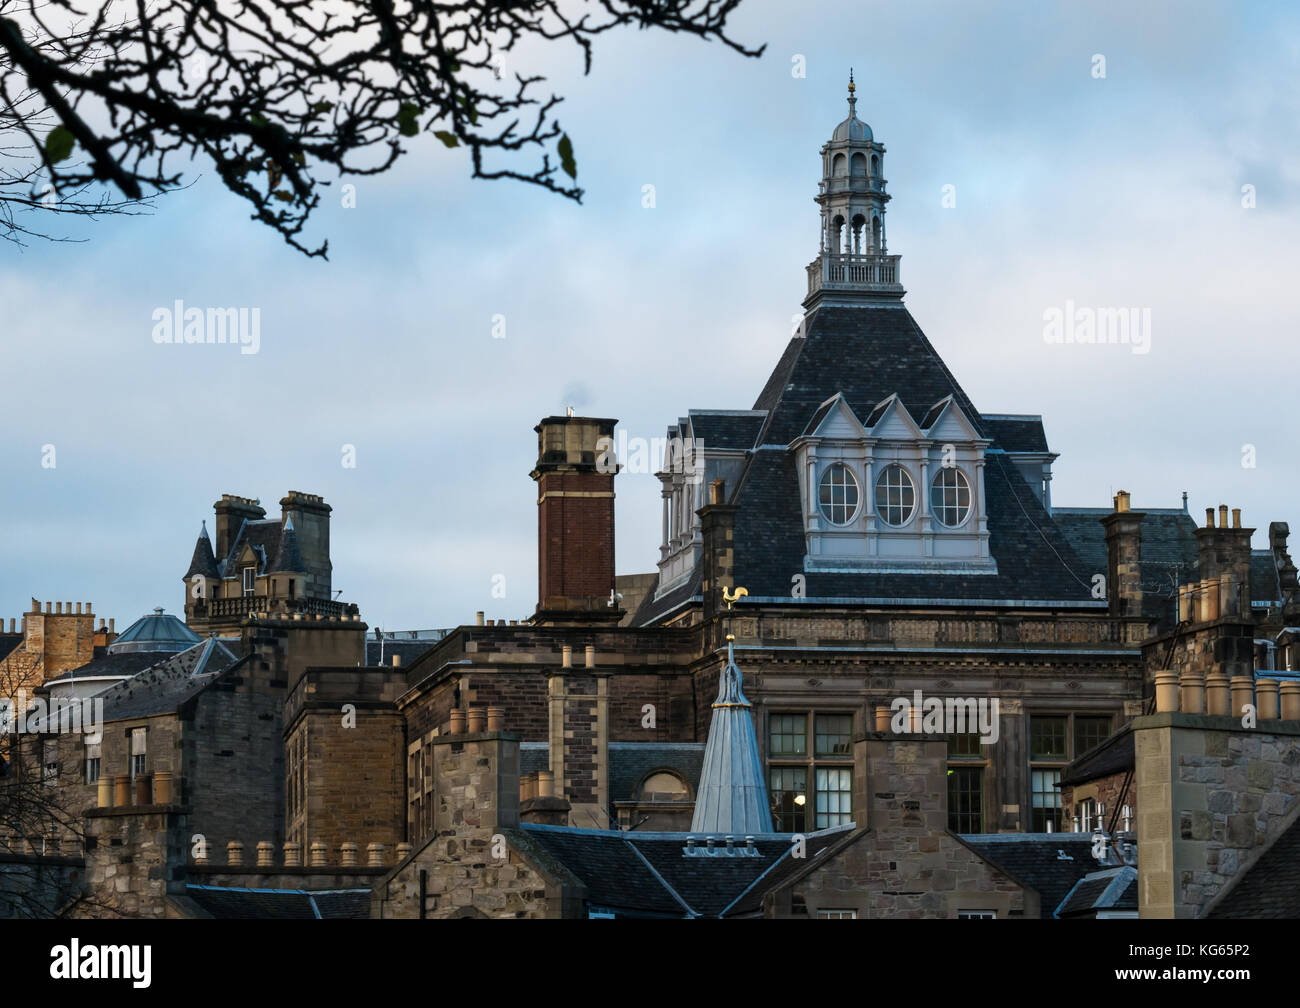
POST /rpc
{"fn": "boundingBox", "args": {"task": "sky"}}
[2,0,1299,634]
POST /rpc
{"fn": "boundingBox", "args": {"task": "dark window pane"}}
[1074,716,1112,756]
[948,732,982,758]
[769,714,807,757]
[1029,716,1068,760]
[948,766,983,833]
[814,714,853,757]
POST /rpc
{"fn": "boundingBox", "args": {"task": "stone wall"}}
[764,735,1032,918]
[1134,713,1300,917]
[371,731,583,919]
[77,805,189,919]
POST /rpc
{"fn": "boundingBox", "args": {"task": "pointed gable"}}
[921,396,983,443]
[184,521,219,580]
[864,393,923,440]
[803,393,867,440]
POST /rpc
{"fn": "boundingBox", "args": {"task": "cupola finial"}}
[847,68,856,115]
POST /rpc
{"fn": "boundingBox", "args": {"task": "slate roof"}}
[184,885,370,919]
[95,640,244,722]
[631,567,701,626]
[981,414,1050,454]
[958,834,1099,918]
[519,824,852,918]
[517,742,707,805]
[729,448,1097,604]
[752,306,987,446]
[185,522,219,579]
[1054,507,1197,624]
[219,518,283,577]
[39,650,170,687]
[268,519,304,574]
[0,634,23,663]
[686,411,766,451]
[1060,724,1134,788]
[364,633,446,668]
[1208,814,1300,918]
[1056,865,1138,917]
[609,742,706,803]
[1251,550,1283,605]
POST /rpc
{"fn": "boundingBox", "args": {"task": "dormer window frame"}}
[794,392,996,574]
[241,566,255,597]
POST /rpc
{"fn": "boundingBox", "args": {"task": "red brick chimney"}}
[531,415,621,625]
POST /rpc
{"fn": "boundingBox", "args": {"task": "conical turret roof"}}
[689,637,774,834]
[184,521,219,580]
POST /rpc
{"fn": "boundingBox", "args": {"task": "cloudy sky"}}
[2,0,1298,633]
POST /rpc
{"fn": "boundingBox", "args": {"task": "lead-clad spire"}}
[805,70,903,308]
[690,608,774,834]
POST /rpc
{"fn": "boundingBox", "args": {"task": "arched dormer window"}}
[639,771,690,802]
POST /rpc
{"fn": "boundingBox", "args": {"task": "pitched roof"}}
[609,742,706,803]
[1056,865,1138,917]
[1208,813,1300,918]
[0,634,23,663]
[727,448,1097,604]
[268,517,304,574]
[219,518,282,578]
[958,834,1099,918]
[96,640,244,722]
[519,824,851,918]
[981,414,1050,454]
[1053,508,1198,623]
[1251,550,1283,605]
[184,885,370,919]
[686,411,766,451]
[752,305,986,446]
[1060,724,1134,788]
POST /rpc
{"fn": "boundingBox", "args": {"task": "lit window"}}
[958,909,996,919]
[818,463,859,526]
[769,766,807,833]
[874,464,915,526]
[818,909,858,919]
[242,567,255,597]
[930,467,972,527]
[1031,769,1061,832]
[814,767,852,828]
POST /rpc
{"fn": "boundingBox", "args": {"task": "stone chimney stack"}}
[699,478,738,626]
[531,415,621,625]
[1102,490,1144,618]
[1195,504,1254,616]
[213,494,266,561]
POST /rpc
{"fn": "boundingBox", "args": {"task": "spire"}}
[269,515,305,573]
[847,68,856,118]
[184,520,219,580]
[690,589,773,835]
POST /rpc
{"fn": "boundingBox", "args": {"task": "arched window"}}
[832,153,847,176]
[874,464,915,526]
[870,153,880,176]
[850,152,867,177]
[640,772,689,802]
[818,463,859,526]
[872,215,882,250]
[851,214,866,254]
[930,467,972,527]
[832,214,846,253]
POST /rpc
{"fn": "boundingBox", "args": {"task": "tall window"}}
[947,730,987,833]
[1028,713,1112,832]
[930,467,972,527]
[84,741,101,785]
[42,741,58,786]
[818,463,859,526]
[874,464,915,526]
[129,727,147,780]
[242,566,255,596]
[768,711,855,831]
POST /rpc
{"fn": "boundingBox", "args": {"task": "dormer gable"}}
[921,396,985,444]
[803,393,868,441]
[864,393,923,441]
